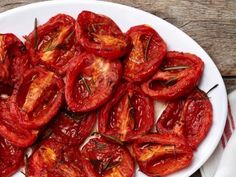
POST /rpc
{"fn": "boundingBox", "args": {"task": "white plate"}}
[0,0,227,177]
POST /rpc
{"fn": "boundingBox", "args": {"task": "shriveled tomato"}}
[82,136,135,177]
[65,52,122,112]
[0,136,24,177]
[124,25,167,82]
[98,82,154,142]
[141,51,204,101]
[156,88,212,149]
[0,33,29,84]
[76,11,130,59]
[132,134,193,176]
[0,99,38,147]
[28,139,92,177]
[10,67,64,129]
[25,14,82,75]
[156,100,185,136]
[48,111,96,146]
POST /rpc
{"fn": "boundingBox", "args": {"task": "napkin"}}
[200,90,236,177]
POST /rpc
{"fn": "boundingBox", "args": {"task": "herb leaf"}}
[79,75,92,94]
[91,132,123,145]
[24,154,29,177]
[207,84,219,94]
[162,65,189,71]
[144,34,153,61]
[34,18,38,50]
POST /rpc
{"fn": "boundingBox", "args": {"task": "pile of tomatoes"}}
[0,11,212,177]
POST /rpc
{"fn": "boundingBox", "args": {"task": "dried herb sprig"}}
[79,75,92,94]
[161,65,189,71]
[34,18,38,50]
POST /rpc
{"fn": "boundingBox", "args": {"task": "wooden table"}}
[1,1,235,177]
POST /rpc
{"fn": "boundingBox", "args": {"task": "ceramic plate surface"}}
[0,0,227,176]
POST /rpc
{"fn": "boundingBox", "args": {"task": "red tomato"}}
[65,52,122,112]
[98,83,154,142]
[183,88,212,149]
[10,67,64,129]
[124,25,167,82]
[0,136,24,177]
[0,33,30,84]
[81,136,135,177]
[76,11,130,59]
[49,111,96,146]
[25,14,82,75]
[156,88,212,149]
[141,51,204,101]
[132,134,193,176]
[156,100,185,136]
[28,139,91,177]
[0,99,38,147]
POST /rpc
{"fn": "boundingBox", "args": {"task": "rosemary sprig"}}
[144,34,153,61]
[34,18,38,50]
[207,84,219,94]
[79,75,92,94]
[102,158,120,171]
[24,154,29,177]
[161,65,189,71]
[91,132,123,146]
[65,30,75,44]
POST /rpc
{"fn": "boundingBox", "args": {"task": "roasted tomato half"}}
[132,134,193,176]
[28,139,91,177]
[156,88,212,149]
[76,11,130,59]
[25,14,82,75]
[0,99,38,147]
[98,83,154,142]
[65,52,122,112]
[82,136,135,177]
[124,25,167,82]
[0,136,24,177]
[48,111,96,146]
[141,51,204,101]
[11,67,64,129]
[0,33,29,83]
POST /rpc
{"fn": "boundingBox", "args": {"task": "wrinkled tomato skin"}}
[141,51,204,101]
[28,139,91,177]
[0,33,30,84]
[98,82,154,142]
[25,14,81,75]
[132,134,193,176]
[76,11,130,60]
[0,136,24,177]
[124,25,167,82]
[183,88,212,149]
[10,67,64,129]
[65,52,122,112]
[82,136,135,177]
[49,111,96,146]
[0,100,38,147]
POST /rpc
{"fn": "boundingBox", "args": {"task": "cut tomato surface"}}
[82,136,135,177]
[25,14,82,75]
[141,51,204,101]
[132,134,193,176]
[124,25,167,82]
[98,82,154,142]
[0,136,24,177]
[65,52,122,112]
[11,67,64,129]
[76,11,130,60]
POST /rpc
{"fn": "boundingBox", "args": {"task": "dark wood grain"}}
[0,1,235,177]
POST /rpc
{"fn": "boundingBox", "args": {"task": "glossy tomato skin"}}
[82,136,135,177]
[183,88,212,149]
[124,25,167,82]
[0,33,30,84]
[28,139,92,177]
[76,11,130,60]
[25,14,82,75]
[10,67,64,129]
[65,52,122,112]
[0,136,24,177]
[0,99,38,147]
[156,88,213,150]
[141,51,204,101]
[132,134,193,176]
[49,111,96,146]
[98,82,154,142]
